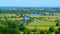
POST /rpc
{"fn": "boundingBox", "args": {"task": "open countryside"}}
[0,7,60,34]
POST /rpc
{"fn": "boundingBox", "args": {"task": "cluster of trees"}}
[0,7,60,14]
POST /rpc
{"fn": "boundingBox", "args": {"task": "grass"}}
[26,19,57,30]
[0,14,60,34]
[27,20,56,26]
[0,14,60,31]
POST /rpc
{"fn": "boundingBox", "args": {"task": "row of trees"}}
[0,8,60,14]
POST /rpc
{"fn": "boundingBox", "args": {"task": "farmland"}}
[0,7,60,34]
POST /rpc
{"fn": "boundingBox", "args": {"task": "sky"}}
[0,0,60,7]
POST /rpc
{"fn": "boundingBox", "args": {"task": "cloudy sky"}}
[0,0,60,7]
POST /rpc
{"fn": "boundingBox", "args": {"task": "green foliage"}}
[27,31,31,34]
[30,28,38,32]
[55,31,60,34]
[0,20,20,34]
[33,32,36,34]
[23,31,27,34]
[46,31,51,34]
[9,28,20,34]
[40,30,45,34]
[19,24,27,32]
[58,27,60,31]
[49,27,55,32]
[56,20,60,26]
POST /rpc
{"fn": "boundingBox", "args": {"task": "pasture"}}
[0,14,60,34]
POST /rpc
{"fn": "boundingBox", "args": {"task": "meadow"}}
[0,13,60,34]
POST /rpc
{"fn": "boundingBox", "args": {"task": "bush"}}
[30,29,38,32]
[40,30,45,34]
[19,24,27,32]
[33,32,36,34]
[58,27,60,31]
[27,31,31,34]
[23,31,27,34]
[46,31,51,34]
[0,24,8,34]
[49,27,55,32]
[55,20,60,26]
[9,28,20,34]
[55,31,60,34]
[0,20,20,34]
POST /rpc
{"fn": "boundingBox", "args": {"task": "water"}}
[24,15,37,22]
[24,16,30,20]
[31,13,56,16]
[32,19,36,22]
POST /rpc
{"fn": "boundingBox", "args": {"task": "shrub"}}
[19,24,27,32]
[49,27,55,32]
[33,32,36,34]
[46,31,51,34]
[23,31,27,34]
[55,20,60,26]
[55,31,60,34]
[58,27,60,31]
[0,20,20,34]
[27,31,31,34]
[40,30,45,34]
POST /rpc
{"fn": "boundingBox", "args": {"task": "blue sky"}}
[0,0,60,7]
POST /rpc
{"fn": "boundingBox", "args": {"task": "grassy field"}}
[0,14,60,34]
[0,14,59,28]
[26,19,57,30]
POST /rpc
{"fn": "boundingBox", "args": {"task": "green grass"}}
[27,20,56,26]
[26,19,57,30]
[0,14,59,31]
[0,14,60,34]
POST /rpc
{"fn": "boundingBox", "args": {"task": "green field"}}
[0,14,60,34]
